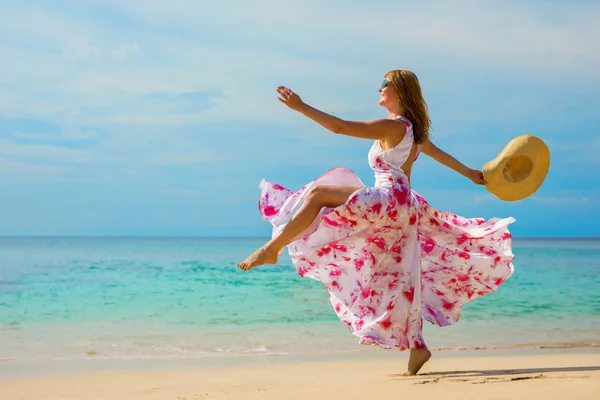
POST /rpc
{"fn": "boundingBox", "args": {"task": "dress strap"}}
[396,116,412,127]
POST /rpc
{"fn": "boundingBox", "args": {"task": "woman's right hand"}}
[277,86,305,111]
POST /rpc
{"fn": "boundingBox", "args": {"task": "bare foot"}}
[402,348,432,376]
[237,245,279,271]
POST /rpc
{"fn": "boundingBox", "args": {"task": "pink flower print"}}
[354,258,365,272]
[361,286,372,299]
[466,289,475,299]
[457,234,469,246]
[403,286,415,302]
[458,251,471,260]
[323,217,340,227]
[367,236,386,250]
[263,205,277,216]
[440,251,449,262]
[370,203,382,214]
[329,268,342,277]
[355,319,364,331]
[387,209,398,220]
[369,253,377,265]
[393,188,408,205]
[413,337,426,349]
[273,184,285,191]
[409,214,417,225]
[380,316,393,330]
[421,238,436,253]
[331,243,347,252]
[334,211,353,226]
[442,300,456,311]
[317,246,332,257]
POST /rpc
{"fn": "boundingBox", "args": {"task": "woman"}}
[238,69,515,375]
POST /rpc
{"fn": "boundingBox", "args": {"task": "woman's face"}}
[378,78,399,109]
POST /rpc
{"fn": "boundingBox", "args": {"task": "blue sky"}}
[0,0,598,237]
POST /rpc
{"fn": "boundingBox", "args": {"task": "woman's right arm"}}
[421,141,486,185]
[277,86,404,142]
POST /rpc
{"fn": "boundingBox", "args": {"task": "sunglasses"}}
[381,79,390,89]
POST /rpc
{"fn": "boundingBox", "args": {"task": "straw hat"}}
[482,134,550,202]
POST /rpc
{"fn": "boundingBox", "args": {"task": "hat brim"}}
[483,135,550,202]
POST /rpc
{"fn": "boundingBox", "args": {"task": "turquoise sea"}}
[0,237,599,361]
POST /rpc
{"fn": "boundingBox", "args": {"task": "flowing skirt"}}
[258,167,515,350]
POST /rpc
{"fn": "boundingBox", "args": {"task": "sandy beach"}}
[2,349,599,400]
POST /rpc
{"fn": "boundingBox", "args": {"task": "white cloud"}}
[530,196,591,205]
[111,41,140,58]
[0,157,68,177]
[474,191,595,207]
[473,193,495,204]
[585,137,600,163]
[14,129,98,142]
[67,38,140,59]
[472,191,592,206]
[68,37,100,58]
[0,139,87,163]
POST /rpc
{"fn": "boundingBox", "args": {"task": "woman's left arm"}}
[421,141,486,185]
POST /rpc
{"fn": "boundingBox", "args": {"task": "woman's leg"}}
[237,185,362,271]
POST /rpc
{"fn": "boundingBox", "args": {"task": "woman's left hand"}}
[277,86,305,111]
[467,169,487,185]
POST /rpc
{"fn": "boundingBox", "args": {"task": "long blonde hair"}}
[385,70,431,144]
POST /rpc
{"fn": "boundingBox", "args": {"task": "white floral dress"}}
[257,116,515,350]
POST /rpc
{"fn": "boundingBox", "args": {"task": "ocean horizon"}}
[2,235,599,239]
